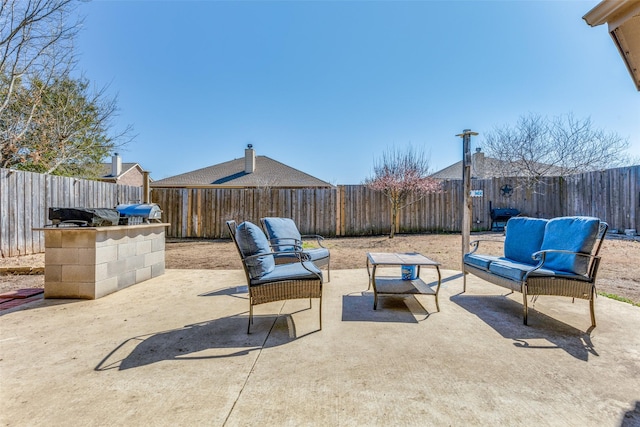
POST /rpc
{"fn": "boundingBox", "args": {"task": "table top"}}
[367,252,440,267]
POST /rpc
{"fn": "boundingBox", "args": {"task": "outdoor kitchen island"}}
[36,223,170,299]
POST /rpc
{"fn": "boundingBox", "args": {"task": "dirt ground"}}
[1,233,639,304]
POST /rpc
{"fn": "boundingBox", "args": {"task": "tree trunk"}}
[389,201,398,238]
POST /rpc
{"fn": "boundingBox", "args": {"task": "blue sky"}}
[75,0,639,185]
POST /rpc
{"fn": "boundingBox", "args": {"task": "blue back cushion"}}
[262,217,302,251]
[540,216,599,275]
[504,217,548,265]
[235,221,275,278]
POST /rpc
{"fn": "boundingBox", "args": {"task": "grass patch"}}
[598,292,640,307]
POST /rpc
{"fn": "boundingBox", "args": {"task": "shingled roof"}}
[431,150,563,180]
[151,149,333,188]
[98,162,141,179]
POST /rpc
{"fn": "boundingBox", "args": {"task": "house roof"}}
[431,156,510,180]
[99,162,141,179]
[584,0,640,91]
[431,151,563,180]
[151,155,333,188]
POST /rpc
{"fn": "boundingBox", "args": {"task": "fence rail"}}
[151,166,639,238]
[1,166,638,256]
[0,168,143,257]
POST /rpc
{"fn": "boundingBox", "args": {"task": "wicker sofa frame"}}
[463,218,608,327]
[227,220,323,333]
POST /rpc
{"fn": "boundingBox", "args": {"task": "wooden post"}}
[142,171,151,204]
[456,130,478,275]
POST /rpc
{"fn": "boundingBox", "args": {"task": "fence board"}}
[0,168,143,257]
[2,167,638,255]
[146,166,640,238]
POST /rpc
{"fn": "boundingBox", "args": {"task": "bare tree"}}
[483,113,630,187]
[1,0,133,176]
[1,0,79,116]
[364,145,441,238]
[1,0,81,168]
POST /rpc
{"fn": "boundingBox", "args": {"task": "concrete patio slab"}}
[1,268,639,426]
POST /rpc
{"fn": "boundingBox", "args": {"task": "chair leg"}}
[522,288,529,325]
[590,294,596,327]
[319,297,322,330]
[247,304,253,334]
[462,271,466,293]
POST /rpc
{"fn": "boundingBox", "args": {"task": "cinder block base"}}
[37,224,169,299]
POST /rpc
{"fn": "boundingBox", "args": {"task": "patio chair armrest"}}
[468,239,504,255]
[243,249,308,263]
[528,249,598,279]
[531,249,595,263]
[267,237,303,250]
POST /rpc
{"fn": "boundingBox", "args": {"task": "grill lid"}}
[115,203,162,220]
[48,207,120,227]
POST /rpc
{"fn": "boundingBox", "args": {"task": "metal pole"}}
[456,129,478,275]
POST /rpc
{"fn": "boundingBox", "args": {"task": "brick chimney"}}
[112,153,122,177]
[244,144,255,173]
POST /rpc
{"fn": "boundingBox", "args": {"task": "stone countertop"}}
[33,223,170,231]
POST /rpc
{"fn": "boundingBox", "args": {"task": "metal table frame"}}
[366,252,442,311]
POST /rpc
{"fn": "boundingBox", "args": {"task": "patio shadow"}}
[450,293,598,361]
[198,285,249,299]
[621,401,640,426]
[95,313,303,371]
[341,292,426,323]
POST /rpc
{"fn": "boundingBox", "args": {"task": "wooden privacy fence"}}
[151,166,639,238]
[151,187,338,239]
[0,168,143,257]
[1,166,638,256]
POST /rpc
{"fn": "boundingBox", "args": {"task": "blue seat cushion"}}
[274,247,329,265]
[250,261,322,286]
[504,217,548,265]
[303,247,330,262]
[463,253,501,271]
[262,217,302,251]
[235,221,275,278]
[540,217,600,275]
[488,258,587,282]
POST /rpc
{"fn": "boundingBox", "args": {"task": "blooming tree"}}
[364,146,441,238]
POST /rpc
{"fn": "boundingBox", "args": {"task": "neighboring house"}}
[98,153,148,187]
[430,149,562,180]
[584,0,640,91]
[151,145,333,188]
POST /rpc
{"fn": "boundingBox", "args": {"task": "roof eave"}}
[583,0,640,91]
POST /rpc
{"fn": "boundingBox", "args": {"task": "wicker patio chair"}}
[260,217,331,281]
[226,220,323,333]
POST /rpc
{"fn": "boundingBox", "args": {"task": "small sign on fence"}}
[470,190,483,197]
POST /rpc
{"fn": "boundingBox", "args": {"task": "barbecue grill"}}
[48,203,162,227]
[49,207,120,227]
[490,207,520,231]
[115,203,162,225]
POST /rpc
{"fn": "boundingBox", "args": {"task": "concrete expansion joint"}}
[222,311,278,426]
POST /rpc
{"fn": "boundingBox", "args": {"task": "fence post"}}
[457,129,478,271]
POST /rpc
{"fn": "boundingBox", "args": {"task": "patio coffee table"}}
[366,252,442,311]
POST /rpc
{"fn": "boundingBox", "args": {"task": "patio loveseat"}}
[463,216,608,326]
